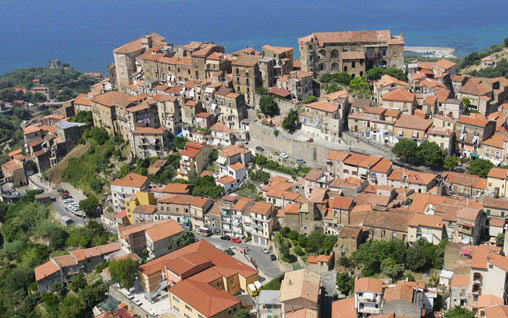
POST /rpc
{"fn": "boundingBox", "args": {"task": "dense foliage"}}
[120,154,181,185]
[351,238,447,278]
[0,65,99,101]
[392,139,446,169]
[0,106,30,165]
[259,274,284,290]
[259,95,279,117]
[467,158,494,177]
[109,258,137,289]
[319,72,350,94]
[70,111,93,125]
[444,307,475,318]
[469,58,508,79]
[303,96,317,104]
[365,67,408,82]
[282,109,300,133]
[255,155,311,179]
[172,231,197,248]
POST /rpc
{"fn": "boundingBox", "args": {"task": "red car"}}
[61,192,69,198]
[231,237,242,243]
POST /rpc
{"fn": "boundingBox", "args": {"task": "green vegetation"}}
[171,136,188,151]
[303,96,317,104]
[260,274,284,290]
[0,65,99,102]
[365,67,408,82]
[467,158,494,177]
[250,170,271,184]
[336,273,355,296]
[497,233,505,247]
[443,156,459,171]
[392,139,446,169]
[60,127,126,197]
[319,72,350,94]
[259,95,279,117]
[276,229,337,263]
[350,238,448,279]
[255,155,311,179]
[256,86,268,96]
[0,191,112,317]
[109,258,137,289]
[173,231,197,248]
[120,154,181,184]
[70,111,93,125]
[282,109,300,133]
[0,106,30,165]
[233,309,250,318]
[191,176,224,199]
[79,196,99,217]
[445,307,475,318]
[461,43,506,69]
[469,58,508,78]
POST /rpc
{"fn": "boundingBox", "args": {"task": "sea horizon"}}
[1,0,507,74]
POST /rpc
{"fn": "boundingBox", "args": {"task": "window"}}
[173,306,180,312]
[392,232,397,239]
[172,296,180,303]
[502,211,505,218]
[381,230,385,237]
[185,305,192,312]
[352,62,356,68]
[184,314,191,318]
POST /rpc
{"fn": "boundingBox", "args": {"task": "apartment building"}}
[407,214,446,245]
[232,55,261,107]
[111,172,149,212]
[275,70,313,101]
[381,88,417,115]
[298,30,404,77]
[442,171,486,198]
[156,194,212,229]
[177,142,213,180]
[456,115,496,158]
[354,277,384,316]
[249,201,274,246]
[130,127,170,158]
[301,101,341,141]
[258,44,294,88]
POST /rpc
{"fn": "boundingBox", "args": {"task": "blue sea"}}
[1,0,507,74]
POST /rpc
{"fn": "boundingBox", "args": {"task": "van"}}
[248,283,258,296]
[254,281,261,291]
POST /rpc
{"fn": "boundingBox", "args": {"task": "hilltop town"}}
[1,30,508,318]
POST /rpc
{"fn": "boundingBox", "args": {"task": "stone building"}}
[298,30,404,78]
[232,55,261,107]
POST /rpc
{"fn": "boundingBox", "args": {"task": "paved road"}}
[200,236,282,281]
[320,270,337,318]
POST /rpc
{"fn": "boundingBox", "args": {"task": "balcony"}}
[222,217,232,224]
[180,160,191,166]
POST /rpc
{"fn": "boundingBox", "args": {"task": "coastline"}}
[404,46,457,59]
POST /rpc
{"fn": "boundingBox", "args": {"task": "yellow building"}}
[125,191,156,224]
[407,214,445,245]
[487,168,508,198]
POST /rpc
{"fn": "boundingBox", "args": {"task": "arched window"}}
[343,66,348,72]
[331,63,339,70]
[319,63,326,71]
[319,49,326,57]
[359,71,364,77]
[331,50,339,58]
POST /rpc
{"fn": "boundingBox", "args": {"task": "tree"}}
[259,95,279,117]
[282,110,300,133]
[69,273,87,292]
[497,233,505,247]
[304,96,317,104]
[49,227,69,249]
[445,307,475,318]
[462,97,471,115]
[381,258,404,280]
[108,258,137,289]
[173,231,196,249]
[256,87,267,96]
[349,77,368,90]
[234,309,251,318]
[287,230,299,241]
[79,196,99,217]
[273,129,279,137]
[58,294,85,318]
[79,281,108,311]
[293,246,303,255]
[260,274,284,290]
[416,141,445,169]
[443,156,459,170]
[392,139,419,163]
[280,227,290,237]
[336,273,354,296]
[255,155,267,166]
[467,158,494,177]
[192,176,224,199]
[305,230,325,253]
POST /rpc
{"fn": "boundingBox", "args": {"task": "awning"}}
[470,153,479,158]
[184,216,190,224]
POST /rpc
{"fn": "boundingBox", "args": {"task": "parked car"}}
[255,146,265,152]
[63,199,73,203]
[307,138,313,143]
[220,235,231,241]
[261,248,270,254]
[124,291,133,299]
[133,298,142,306]
[61,192,69,198]
[279,152,288,159]
[224,248,234,256]
[270,254,276,261]
[231,237,242,243]
[296,158,306,164]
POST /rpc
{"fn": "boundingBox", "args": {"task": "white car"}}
[124,291,133,299]
[279,152,288,159]
[63,199,73,203]
[261,248,270,254]
[133,298,142,306]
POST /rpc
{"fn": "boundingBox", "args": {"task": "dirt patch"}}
[45,143,90,184]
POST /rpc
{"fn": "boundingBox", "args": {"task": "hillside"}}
[44,143,91,184]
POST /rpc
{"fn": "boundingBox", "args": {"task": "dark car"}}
[255,146,265,152]
[296,159,306,164]
[220,235,231,240]
[224,248,235,256]
[270,254,276,261]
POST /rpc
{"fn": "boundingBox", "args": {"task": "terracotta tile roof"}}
[484,304,508,318]
[394,114,432,131]
[180,147,201,158]
[331,297,356,318]
[449,274,469,287]
[375,74,409,89]
[388,168,437,185]
[459,79,492,96]
[458,115,491,127]
[306,101,338,113]
[408,214,443,228]
[145,220,183,242]
[354,277,383,293]
[34,261,60,281]
[338,226,362,239]
[111,172,148,188]
[53,254,78,267]
[371,158,392,173]
[301,30,401,46]
[488,167,508,179]
[442,171,486,189]
[231,197,254,211]
[114,210,127,219]
[250,201,273,215]
[132,205,157,214]
[476,294,504,309]
[363,210,411,232]
[113,33,164,54]
[262,44,293,55]
[434,59,456,70]
[483,197,508,209]
[490,217,505,227]
[382,88,415,102]
[157,194,194,205]
[152,183,191,195]
[282,203,300,214]
[324,90,349,101]
[170,279,240,316]
[229,162,245,171]
[217,176,235,184]
[487,251,508,271]
[307,254,332,264]
[383,285,414,303]
[23,125,41,135]
[92,91,134,107]
[428,126,453,136]
[435,90,451,103]
[331,196,354,210]
[2,160,23,175]
[210,122,232,134]
[341,51,365,60]
[483,133,508,149]
[132,127,165,135]
[280,269,321,303]
[232,54,261,67]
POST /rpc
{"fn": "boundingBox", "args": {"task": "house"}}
[387,169,438,193]
[275,70,313,101]
[210,122,234,145]
[457,79,493,116]
[354,277,384,316]
[407,214,445,245]
[483,197,508,220]
[448,274,470,310]
[334,226,368,258]
[381,284,426,317]
[373,74,409,104]
[248,201,274,246]
[280,269,321,317]
[442,171,486,198]
[150,183,192,200]
[258,290,282,318]
[231,54,261,107]
[487,168,508,198]
[361,210,411,241]
[427,126,454,155]
[156,194,212,229]
[484,304,508,318]
[326,150,392,186]
[111,172,149,212]
[393,114,432,145]
[177,142,213,180]
[327,196,355,229]
[130,127,170,159]
[456,115,496,158]
[124,191,156,224]
[118,219,183,259]
[1,159,27,187]
[301,101,341,142]
[455,207,485,245]
[35,242,120,292]
[469,248,508,307]
[480,133,508,165]
[381,88,416,114]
